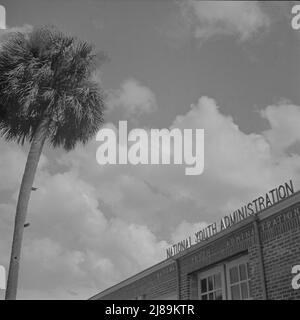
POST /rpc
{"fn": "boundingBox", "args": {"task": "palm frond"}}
[0,25,107,149]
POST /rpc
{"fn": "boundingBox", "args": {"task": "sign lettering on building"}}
[166,180,295,259]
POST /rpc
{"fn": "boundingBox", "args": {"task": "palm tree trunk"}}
[5,122,48,300]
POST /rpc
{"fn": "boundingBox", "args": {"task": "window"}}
[196,255,251,300]
[198,266,225,300]
[226,257,251,300]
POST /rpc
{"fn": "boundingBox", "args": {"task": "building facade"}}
[91,190,300,300]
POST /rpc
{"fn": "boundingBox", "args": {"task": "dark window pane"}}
[202,294,207,300]
[209,292,214,300]
[241,282,249,300]
[208,276,213,291]
[231,285,240,300]
[215,290,223,300]
[201,278,207,293]
[239,264,247,281]
[229,266,239,284]
[214,273,221,289]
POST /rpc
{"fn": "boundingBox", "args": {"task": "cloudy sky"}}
[0,0,300,299]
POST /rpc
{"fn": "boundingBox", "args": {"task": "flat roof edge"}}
[89,258,175,300]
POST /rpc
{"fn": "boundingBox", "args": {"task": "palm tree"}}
[0,26,107,299]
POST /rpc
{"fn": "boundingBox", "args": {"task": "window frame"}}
[225,256,252,300]
[197,265,226,300]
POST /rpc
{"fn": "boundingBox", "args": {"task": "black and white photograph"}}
[0,0,300,306]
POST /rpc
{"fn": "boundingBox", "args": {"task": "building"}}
[90,185,300,300]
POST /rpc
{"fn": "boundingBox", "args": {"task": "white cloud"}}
[59,96,300,235]
[261,102,300,154]
[137,97,300,217]
[179,0,271,42]
[60,95,300,228]
[0,160,169,299]
[107,78,157,119]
